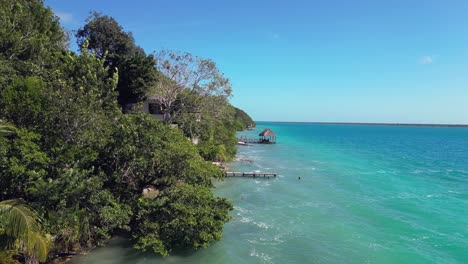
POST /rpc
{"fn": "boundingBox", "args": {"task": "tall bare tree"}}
[151,50,232,123]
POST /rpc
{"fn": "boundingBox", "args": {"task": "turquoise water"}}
[71,122,468,263]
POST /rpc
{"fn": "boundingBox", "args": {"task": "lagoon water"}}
[71,122,468,263]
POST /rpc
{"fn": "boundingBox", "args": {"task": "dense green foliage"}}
[171,91,238,161]
[134,183,233,256]
[0,78,47,130]
[76,12,157,106]
[195,117,238,161]
[0,0,256,262]
[0,0,67,89]
[174,104,255,161]
[233,107,256,130]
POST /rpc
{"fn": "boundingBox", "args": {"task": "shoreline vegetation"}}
[0,1,255,263]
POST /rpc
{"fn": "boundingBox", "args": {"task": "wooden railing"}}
[226,171,277,178]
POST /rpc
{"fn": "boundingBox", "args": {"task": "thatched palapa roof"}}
[259,128,276,137]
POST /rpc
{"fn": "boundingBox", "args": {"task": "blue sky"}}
[45,0,468,124]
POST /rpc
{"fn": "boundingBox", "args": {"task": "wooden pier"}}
[225,171,277,178]
[237,128,277,145]
[238,138,259,144]
[237,138,276,144]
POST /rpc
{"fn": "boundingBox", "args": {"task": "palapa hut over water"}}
[259,128,277,144]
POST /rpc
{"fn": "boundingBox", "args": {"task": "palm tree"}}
[0,119,16,137]
[0,199,50,264]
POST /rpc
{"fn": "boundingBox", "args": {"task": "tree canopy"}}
[76,12,157,106]
[0,0,67,90]
[151,50,232,122]
[233,107,256,130]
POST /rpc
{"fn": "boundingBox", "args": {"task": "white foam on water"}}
[246,239,257,244]
[311,160,325,164]
[253,236,284,246]
[411,235,430,241]
[253,180,272,187]
[254,221,272,229]
[249,248,272,263]
[240,217,253,223]
[424,193,442,198]
[273,234,285,243]
[368,242,384,250]
[288,201,322,209]
[235,206,252,214]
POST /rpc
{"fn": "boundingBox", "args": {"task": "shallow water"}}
[71,122,468,264]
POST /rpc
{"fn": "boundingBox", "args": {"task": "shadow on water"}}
[70,237,204,264]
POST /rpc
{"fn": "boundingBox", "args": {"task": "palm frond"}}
[0,200,50,262]
[0,119,16,137]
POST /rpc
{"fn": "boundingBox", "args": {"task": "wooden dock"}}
[237,128,277,145]
[237,138,276,144]
[225,171,277,178]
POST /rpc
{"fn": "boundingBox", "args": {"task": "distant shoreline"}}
[255,121,468,128]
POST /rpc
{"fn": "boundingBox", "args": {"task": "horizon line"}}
[254,121,468,128]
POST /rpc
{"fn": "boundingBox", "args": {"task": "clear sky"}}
[45,0,468,124]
